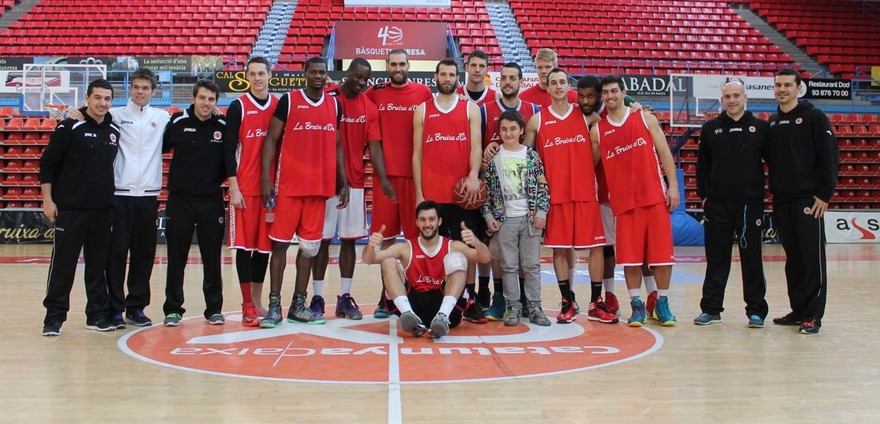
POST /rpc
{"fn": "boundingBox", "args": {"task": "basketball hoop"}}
[44,103,70,121]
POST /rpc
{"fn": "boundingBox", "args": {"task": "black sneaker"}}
[476,290,491,311]
[799,318,821,334]
[41,322,62,336]
[260,299,283,328]
[111,313,127,329]
[125,310,153,327]
[86,318,116,332]
[772,312,802,326]
[462,299,488,324]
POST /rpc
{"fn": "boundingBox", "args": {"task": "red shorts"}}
[268,196,326,243]
[227,195,272,253]
[615,203,675,267]
[370,176,417,240]
[544,201,606,249]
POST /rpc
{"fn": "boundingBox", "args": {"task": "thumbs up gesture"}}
[369,225,386,249]
[460,221,476,247]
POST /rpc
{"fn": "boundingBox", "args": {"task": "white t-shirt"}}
[496,145,529,217]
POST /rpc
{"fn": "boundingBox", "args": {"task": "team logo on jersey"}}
[714,128,723,135]
[543,134,586,148]
[213,131,222,140]
[804,207,812,214]
[756,218,762,226]
[151,122,158,128]
[120,120,134,125]
[795,118,803,125]
[378,103,418,112]
[425,132,467,143]
[109,134,117,144]
[749,126,756,133]
[293,122,336,131]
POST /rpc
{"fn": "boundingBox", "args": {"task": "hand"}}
[482,142,500,167]
[368,225,386,249]
[380,179,398,202]
[460,221,477,246]
[229,188,245,209]
[260,179,273,204]
[809,196,829,218]
[464,176,480,202]
[66,108,84,121]
[415,193,425,205]
[667,189,680,212]
[532,217,546,230]
[487,218,500,233]
[43,201,58,223]
[337,184,350,209]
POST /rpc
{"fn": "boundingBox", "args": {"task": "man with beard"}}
[519,48,578,108]
[364,49,433,318]
[362,201,490,338]
[456,49,496,106]
[413,58,485,323]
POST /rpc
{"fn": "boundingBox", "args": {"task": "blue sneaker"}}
[374,305,390,319]
[484,292,507,321]
[653,296,677,326]
[748,315,765,328]
[627,297,648,327]
[693,312,721,325]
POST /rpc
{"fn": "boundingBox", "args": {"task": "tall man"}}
[694,79,770,328]
[162,79,240,327]
[412,58,485,323]
[456,49,496,106]
[225,56,277,327]
[364,49,432,317]
[591,75,679,327]
[259,57,348,327]
[40,79,120,336]
[519,48,578,108]
[765,68,839,334]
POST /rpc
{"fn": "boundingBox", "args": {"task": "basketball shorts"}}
[382,285,463,330]
[268,196,326,244]
[544,201,606,249]
[599,202,616,246]
[370,176,417,240]
[227,195,272,253]
[438,203,483,242]
[322,188,367,240]
[615,203,675,267]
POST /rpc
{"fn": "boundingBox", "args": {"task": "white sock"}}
[393,296,413,314]
[603,278,615,294]
[340,278,352,296]
[313,280,324,297]
[628,289,641,299]
[657,289,669,298]
[643,275,657,293]
[439,295,457,316]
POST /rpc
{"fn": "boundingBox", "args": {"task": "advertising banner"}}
[334,21,448,60]
[824,211,880,243]
[214,70,438,93]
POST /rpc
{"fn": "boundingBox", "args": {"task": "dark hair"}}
[435,58,459,75]
[349,57,371,71]
[546,67,568,85]
[387,49,408,61]
[501,62,523,79]
[87,78,114,97]
[246,56,271,73]
[577,75,601,92]
[415,200,441,217]
[498,109,526,129]
[192,79,219,97]
[466,50,489,65]
[775,67,802,85]
[304,57,328,72]
[130,68,157,90]
[600,74,625,91]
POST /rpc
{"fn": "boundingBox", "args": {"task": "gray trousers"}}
[495,215,542,307]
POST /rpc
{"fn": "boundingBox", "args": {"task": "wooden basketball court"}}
[1,242,878,423]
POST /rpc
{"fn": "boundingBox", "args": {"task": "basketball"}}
[452,177,488,210]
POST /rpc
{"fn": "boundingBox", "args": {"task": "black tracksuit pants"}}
[700,199,769,318]
[774,197,827,322]
[163,195,225,319]
[107,195,158,315]
[43,208,113,326]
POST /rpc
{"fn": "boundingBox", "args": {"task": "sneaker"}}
[309,295,325,317]
[604,292,620,316]
[528,306,552,326]
[112,313,127,329]
[430,312,451,338]
[557,298,578,324]
[399,310,427,337]
[748,315,765,328]
[504,305,521,326]
[374,304,391,319]
[463,298,488,324]
[125,310,152,327]
[86,317,116,332]
[335,294,363,320]
[570,291,580,314]
[627,298,648,327]
[260,300,283,328]
[41,322,62,336]
[288,293,327,324]
[484,292,507,321]
[693,312,722,325]
[242,303,260,327]
[163,313,182,327]
[772,312,802,326]
[587,300,619,324]
[646,290,658,319]
[206,314,225,325]
[653,296,677,326]
[799,318,821,334]
[477,290,491,311]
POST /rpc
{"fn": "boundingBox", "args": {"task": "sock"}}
[313,280,325,297]
[493,278,503,294]
[478,276,490,292]
[465,283,477,299]
[240,282,253,304]
[658,289,669,298]
[393,296,413,314]
[644,275,657,294]
[628,289,641,299]
[340,278,353,296]
[439,295,457,316]
[603,278,615,294]
[590,281,602,303]
[557,279,572,300]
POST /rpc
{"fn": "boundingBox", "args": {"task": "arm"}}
[464,102,482,198]
[695,123,711,206]
[645,111,679,211]
[810,111,839,218]
[368,140,396,201]
[452,222,490,264]
[480,160,501,233]
[531,150,549,230]
[261,116,284,203]
[39,121,72,222]
[221,119,244,209]
[412,103,426,204]
[522,113,539,149]
[162,117,174,154]
[335,129,350,209]
[362,225,407,264]
[589,124,601,168]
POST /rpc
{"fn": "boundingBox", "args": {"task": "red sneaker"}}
[646,291,658,319]
[242,303,259,327]
[604,292,620,316]
[557,298,578,323]
[587,300,619,324]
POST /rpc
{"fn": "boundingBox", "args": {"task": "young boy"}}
[480,110,552,326]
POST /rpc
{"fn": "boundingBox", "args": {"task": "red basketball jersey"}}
[405,236,452,292]
[456,85,496,107]
[534,104,597,205]
[328,88,380,189]
[420,97,472,204]
[365,82,433,178]
[519,85,578,108]
[276,90,339,197]
[597,108,667,214]
[481,98,540,148]
[233,93,277,196]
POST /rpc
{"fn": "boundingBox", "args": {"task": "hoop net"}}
[44,103,70,121]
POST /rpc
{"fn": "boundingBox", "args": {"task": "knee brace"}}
[299,239,321,258]
[443,251,468,275]
[603,245,615,258]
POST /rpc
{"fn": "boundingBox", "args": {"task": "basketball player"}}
[524,68,608,324]
[456,49,496,106]
[362,201,491,338]
[412,58,485,323]
[519,48,578,108]
[259,57,348,327]
[364,49,433,318]
[224,56,276,327]
[590,75,679,327]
